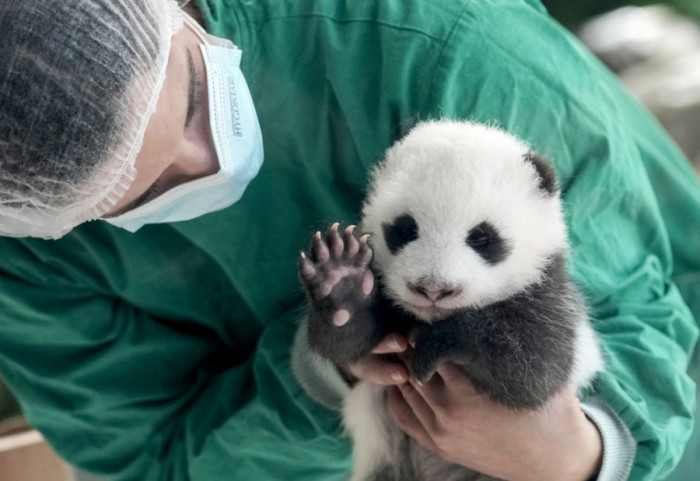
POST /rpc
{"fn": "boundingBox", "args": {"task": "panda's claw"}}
[356,243,373,268]
[312,232,330,263]
[329,230,344,258]
[298,254,316,280]
[344,229,360,257]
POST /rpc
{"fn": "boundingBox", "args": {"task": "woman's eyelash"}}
[192,70,205,115]
[130,177,164,211]
[143,177,164,203]
[185,47,205,128]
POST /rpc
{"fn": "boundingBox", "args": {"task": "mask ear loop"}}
[182,10,210,45]
[182,7,240,50]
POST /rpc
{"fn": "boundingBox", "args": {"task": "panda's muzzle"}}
[408,281,462,303]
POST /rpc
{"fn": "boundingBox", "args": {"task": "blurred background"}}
[545,0,700,177]
[2,1,699,480]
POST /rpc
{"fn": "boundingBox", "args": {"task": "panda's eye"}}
[383,214,419,254]
[467,228,491,249]
[466,221,510,265]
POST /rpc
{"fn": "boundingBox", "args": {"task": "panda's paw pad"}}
[299,223,375,305]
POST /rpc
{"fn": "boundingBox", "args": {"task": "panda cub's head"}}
[361,120,568,322]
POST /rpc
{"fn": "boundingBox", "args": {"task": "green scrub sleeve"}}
[0,277,352,481]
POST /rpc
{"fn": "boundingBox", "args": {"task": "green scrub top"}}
[0,0,698,480]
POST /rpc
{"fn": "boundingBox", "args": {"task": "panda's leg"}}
[343,382,402,481]
[299,224,384,364]
[571,318,604,390]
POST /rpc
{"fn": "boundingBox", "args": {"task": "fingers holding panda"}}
[435,362,480,397]
[344,352,409,385]
[387,385,439,454]
[372,333,409,354]
[341,333,410,384]
[407,363,480,413]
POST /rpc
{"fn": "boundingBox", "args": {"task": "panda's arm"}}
[410,279,580,410]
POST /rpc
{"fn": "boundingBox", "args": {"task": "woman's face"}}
[105,20,216,216]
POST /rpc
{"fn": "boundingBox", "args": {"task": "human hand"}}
[339,333,410,385]
[386,362,602,481]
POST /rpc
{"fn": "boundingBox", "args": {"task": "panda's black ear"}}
[523,152,558,195]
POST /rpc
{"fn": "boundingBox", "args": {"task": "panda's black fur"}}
[298,120,602,481]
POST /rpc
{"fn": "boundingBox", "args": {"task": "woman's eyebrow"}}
[185,47,197,127]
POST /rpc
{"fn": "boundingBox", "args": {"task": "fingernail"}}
[411,378,423,387]
[391,372,405,383]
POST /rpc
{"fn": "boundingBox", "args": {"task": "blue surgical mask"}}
[105,13,264,233]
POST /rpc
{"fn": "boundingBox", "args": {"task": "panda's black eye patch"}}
[466,221,510,264]
[383,214,419,254]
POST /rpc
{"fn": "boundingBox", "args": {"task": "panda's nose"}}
[409,283,462,302]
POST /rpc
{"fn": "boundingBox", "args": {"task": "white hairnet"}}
[0,0,186,239]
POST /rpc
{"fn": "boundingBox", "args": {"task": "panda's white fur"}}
[338,120,603,481]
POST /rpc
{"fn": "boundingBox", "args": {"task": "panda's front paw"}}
[299,223,374,321]
[299,224,380,363]
[409,324,461,384]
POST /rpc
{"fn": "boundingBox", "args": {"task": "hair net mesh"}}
[0,0,185,238]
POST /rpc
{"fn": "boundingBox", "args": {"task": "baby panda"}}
[297,120,603,481]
